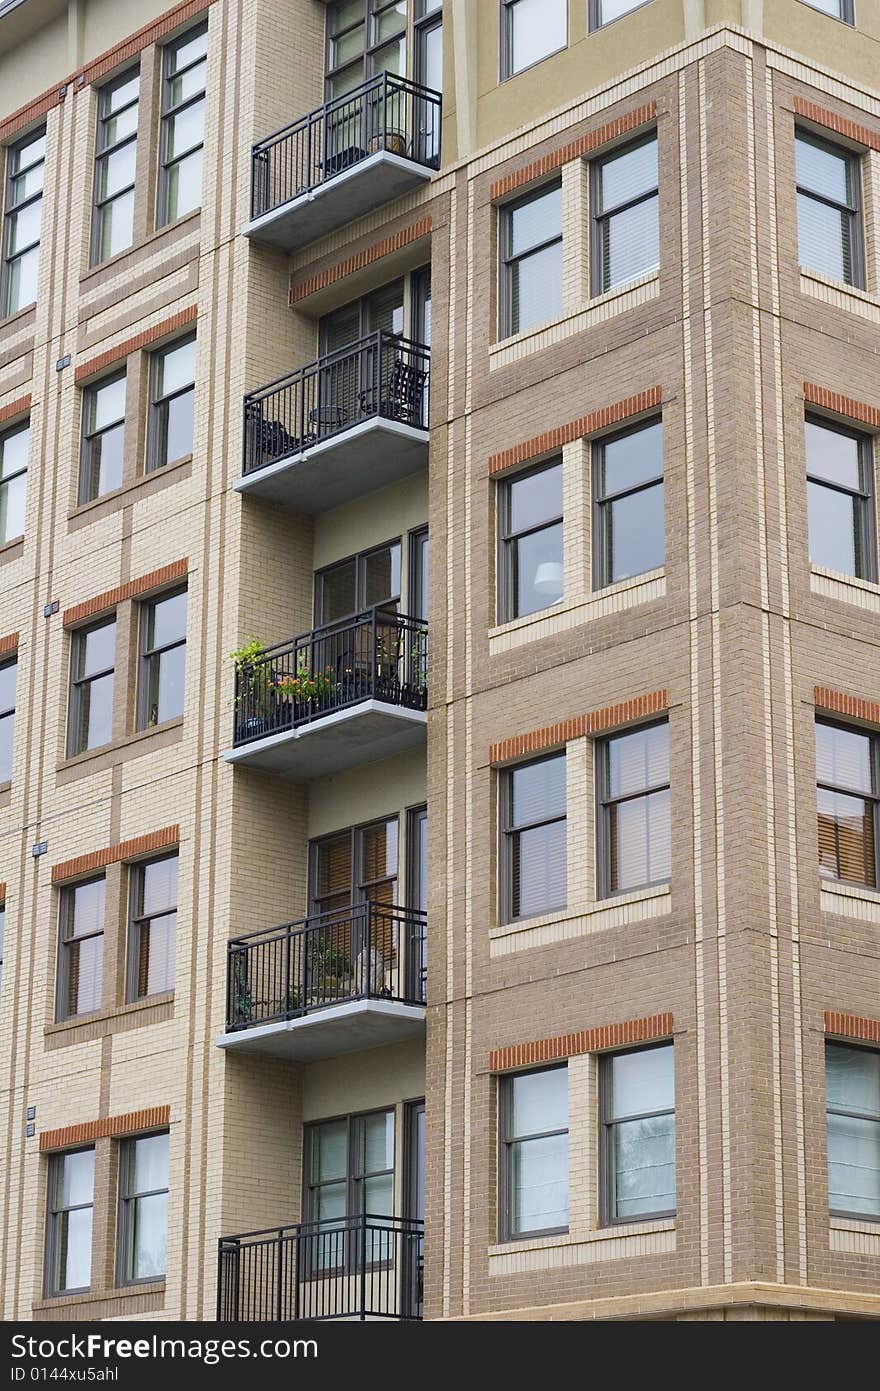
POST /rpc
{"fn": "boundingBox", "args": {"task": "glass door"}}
[406,804,427,999]
[404,1098,425,1316]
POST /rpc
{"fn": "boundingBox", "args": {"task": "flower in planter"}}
[270,666,335,703]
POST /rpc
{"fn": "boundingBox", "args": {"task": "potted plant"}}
[229,637,272,739]
[308,933,352,1003]
[269,662,335,716]
[230,953,253,1026]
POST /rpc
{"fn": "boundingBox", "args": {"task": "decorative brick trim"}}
[0,632,19,657]
[0,395,31,427]
[74,308,197,383]
[804,383,880,431]
[488,388,662,476]
[490,691,668,765]
[814,686,880,727]
[825,1011,880,1046]
[289,217,432,306]
[62,559,188,627]
[1,0,216,142]
[490,103,657,201]
[490,1013,673,1071]
[51,826,179,884]
[40,1106,171,1152]
[793,97,880,154]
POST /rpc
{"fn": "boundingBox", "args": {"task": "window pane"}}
[13,131,46,170]
[512,818,567,917]
[6,245,40,313]
[90,376,126,432]
[510,1134,568,1232]
[315,1120,348,1182]
[0,472,26,542]
[361,1111,394,1172]
[610,1044,674,1118]
[601,422,663,494]
[599,139,658,213]
[827,1044,880,1116]
[150,590,188,649]
[514,521,564,615]
[508,0,566,75]
[11,164,43,203]
[58,1205,93,1290]
[167,99,204,160]
[363,1171,394,1215]
[511,754,566,827]
[97,190,134,261]
[81,672,114,749]
[98,142,136,199]
[509,463,563,533]
[602,196,660,289]
[8,200,41,255]
[817,786,875,886]
[509,184,562,257]
[0,422,29,477]
[105,72,140,115]
[142,911,176,995]
[315,834,352,901]
[805,421,862,490]
[827,1112,880,1217]
[815,722,873,794]
[169,59,207,107]
[796,136,850,204]
[361,820,398,882]
[511,1066,568,1136]
[79,621,115,679]
[609,787,671,891]
[155,645,186,723]
[0,659,16,711]
[132,1191,167,1278]
[0,712,12,782]
[70,879,105,939]
[61,1148,95,1207]
[510,242,563,333]
[158,339,196,396]
[808,480,859,575]
[608,723,669,798]
[374,1,407,43]
[169,27,208,72]
[612,1112,675,1218]
[363,542,401,607]
[133,1133,169,1193]
[71,934,103,1014]
[797,192,851,282]
[166,146,203,221]
[319,560,357,623]
[598,0,644,20]
[606,483,664,582]
[163,388,195,463]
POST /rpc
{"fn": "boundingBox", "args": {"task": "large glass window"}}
[68,617,116,756]
[311,818,398,915]
[816,720,879,888]
[57,877,105,1021]
[315,539,402,625]
[0,417,29,543]
[795,131,863,288]
[2,127,45,316]
[592,134,659,295]
[501,0,567,79]
[802,0,854,17]
[601,1043,675,1223]
[501,181,563,337]
[147,335,196,471]
[118,1132,169,1283]
[138,588,187,728]
[0,656,16,783]
[501,752,567,922]
[325,1,407,98]
[826,1042,880,1219]
[599,722,671,896]
[127,853,178,1001]
[45,1149,94,1295]
[158,25,207,226]
[500,1065,568,1239]
[590,0,654,26]
[80,373,126,504]
[805,417,875,580]
[92,69,139,265]
[499,459,563,620]
[594,419,664,587]
[305,1110,395,1266]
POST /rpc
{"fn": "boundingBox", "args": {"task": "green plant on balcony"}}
[309,933,352,1000]
[269,663,335,706]
[230,953,253,1025]
[229,637,274,729]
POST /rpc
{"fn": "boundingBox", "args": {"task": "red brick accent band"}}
[488,388,662,476]
[74,308,197,383]
[0,395,32,427]
[0,632,19,657]
[825,1011,880,1046]
[40,1106,171,1152]
[804,384,880,431]
[490,103,657,201]
[490,1013,673,1071]
[794,97,880,154]
[1,0,216,142]
[63,559,188,627]
[814,687,880,727]
[289,217,432,305]
[51,826,179,885]
[490,691,668,765]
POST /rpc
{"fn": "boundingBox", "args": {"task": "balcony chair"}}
[358,354,428,428]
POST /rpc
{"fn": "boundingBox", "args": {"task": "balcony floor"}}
[235,415,428,513]
[242,151,433,251]
[217,997,426,1062]
[223,699,426,779]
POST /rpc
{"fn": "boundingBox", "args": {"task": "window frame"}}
[146,333,196,473]
[499,750,567,925]
[497,457,564,623]
[798,0,855,23]
[157,22,208,229]
[116,1130,170,1286]
[79,370,127,506]
[826,1039,880,1222]
[90,66,140,268]
[592,417,665,590]
[588,0,656,30]
[126,851,178,1003]
[590,131,659,298]
[303,1107,397,1273]
[805,414,877,582]
[815,717,880,888]
[136,585,188,730]
[313,536,403,626]
[1,126,45,318]
[500,0,568,82]
[324,0,408,95]
[67,615,117,758]
[599,1041,676,1226]
[0,653,17,784]
[499,179,563,339]
[414,0,442,88]
[597,718,671,900]
[56,875,106,1023]
[44,1147,95,1298]
[795,128,865,290]
[0,416,30,544]
[309,815,400,916]
[498,1063,569,1242]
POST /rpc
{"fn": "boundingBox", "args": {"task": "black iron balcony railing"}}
[250,72,442,221]
[232,608,428,746]
[218,1214,424,1322]
[242,332,430,476]
[226,901,427,1031]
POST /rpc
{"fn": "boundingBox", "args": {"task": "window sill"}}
[489,883,671,956]
[68,454,193,527]
[488,1218,676,1273]
[799,268,880,323]
[45,993,174,1048]
[0,302,37,334]
[0,781,11,809]
[57,718,184,780]
[0,535,24,563]
[79,209,201,288]
[33,1281,165,1315]
[500,42,568,84]
[489,569,665,652]
[820,880,880,923]
[489,271,660,369]
[810,565,880,613]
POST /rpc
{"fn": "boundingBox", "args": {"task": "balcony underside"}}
[235,415,428,513]
[242,151,433,251]
[217,997,426,1062]
[223,700,427,779]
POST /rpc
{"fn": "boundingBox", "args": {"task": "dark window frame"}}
[0,653,17,784]
[90,66,140,268]
[498,1063,569,1242]
[805,413,877,582]
[79,370,127,506]
[599,1041,676,1227]
[116,1130,170,1286]
[597,718,671,900]
[126,851,178,1003]
[303,1107,397,1275]
[157,22,208,229]
[324,0,407,95]
[56,875,105,1023]
[795,128,865,290]
[44,1146,95,1298]
[0,415,30,543]
[497,456,564,623]
[1,126,45,318]
[499,179,563,339]
[146,332,196,473]
[588,0,656,30]
[798,0,855,24]
[816,717,880,888]
[500,0,568,82]
[309,814,400,916]
[590,131,659,298]
[136,585,188,730]
[826,1038,880,1222]
[67,615,116,758]
[313,535,404,626]
[592,417,665,590]
[499,750,567,925]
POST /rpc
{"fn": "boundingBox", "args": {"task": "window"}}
[415,0,442,160]
[147,335,196,471]
[816,720,879,888]
[315,539,402,625]
[118,1132,169,1283]
[68,617,116,756]
[801,0,854,22]
[45,1149,95,1295]
[305,1110,395,1266]
[795,131,863,288]
[592,134,659,296]
[589,0,651,27]
[501,0,567,79]
[0,417,29,543]
[501,752,566,922]
[500,1066,568,1239]
[826,1042,880,1219]
[601,1043,675,1223]
[805,417,875,580]
[325,1,407,98]
[0,899,5,994]
[2,127,45,316]
[599,721,670,896]
[311,818,398,914]
[0,655,16,783]
[57,877,105,1021]
[127,853,177,1001]
[79,374,126,504]
[498,459,563,620]
[594,419,664,588]
[501,181,563,337]
[158,24,207,226]
[92,69,139,265]
[138,588,187,728]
